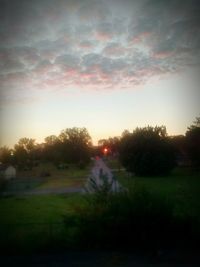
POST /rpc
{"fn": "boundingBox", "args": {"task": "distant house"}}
[0,164,16,179]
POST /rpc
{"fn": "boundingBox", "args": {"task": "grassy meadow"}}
[0,158,200,253]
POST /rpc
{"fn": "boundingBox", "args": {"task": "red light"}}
[103,148,108,153]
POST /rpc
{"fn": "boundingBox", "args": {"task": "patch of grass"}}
[38,177,86,189]
[0,193,88,252]
[1,164,199,253]
[0,194,86,224]
[35,163,90,189]
[115,167,200,219]
[17,162,90,179]
[105,157,123,170]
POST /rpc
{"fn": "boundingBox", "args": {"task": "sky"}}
[0,0,200,147]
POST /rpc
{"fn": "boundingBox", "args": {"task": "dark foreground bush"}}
[63,187,200,251]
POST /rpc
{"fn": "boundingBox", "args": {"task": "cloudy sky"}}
[0,0,200,147]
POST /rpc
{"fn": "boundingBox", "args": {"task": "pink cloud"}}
[130,32,152,44]
[95,32,113,41]
[153,51,174,59]
[78,41,94,50]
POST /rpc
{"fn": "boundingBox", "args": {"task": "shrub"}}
[63,185,199,251]
[85,173,113,197]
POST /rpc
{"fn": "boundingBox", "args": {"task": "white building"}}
[0,164,16,179]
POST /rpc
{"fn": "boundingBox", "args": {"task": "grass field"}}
[105,157,200,218]
[0,194,86,224]
[0,193,87,251]
[1,167,199,223]
[0,159,200,252]
[115,168,200,219]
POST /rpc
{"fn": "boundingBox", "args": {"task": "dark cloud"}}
[55,54,80,68]
[77,0,110,21]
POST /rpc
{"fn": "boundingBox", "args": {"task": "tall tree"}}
[119,126,176,176]
[0,146,12,164]
[185,117,200,169]
[59,127,92,164]
[14,138,36,167]
[44,135,62,163]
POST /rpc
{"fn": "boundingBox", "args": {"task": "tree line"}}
[0,117,200,174]
[96,117,200,175]
[0,127,92,170]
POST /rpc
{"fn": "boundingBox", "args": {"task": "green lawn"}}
[0,193,87,251]
[104,157,123,170]
[1,161,200,252]
[0,194,86,224]
[17,162,90,179]
[38,177,86,189]
[1,167,199,223]
[115,167,200,219]
[0,162,91,251]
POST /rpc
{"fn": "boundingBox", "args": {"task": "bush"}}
[85,173,113,197]
[119,126,176,176]
[63,186,199,251]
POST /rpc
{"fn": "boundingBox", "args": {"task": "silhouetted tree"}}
[169,135,187,166]
[119,126,176,176]
[0,146,12,164]
[185,117,200,169]
[58,127,92,165]
[43,135,62,163]
[14,138,36,168]
[98,137,120,156]
[121,129,131,137]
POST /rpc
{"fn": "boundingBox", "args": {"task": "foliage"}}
[115,167,200,219]
[185,116,200,169]
[119,126,176,176]
[85,173,113,203]
[63,186,200,250]
[42,127,92,165]
[98,136,120,155]
[169,135,187,165]
[4,127,92,168]
[43,135,62,163]
[13,138,36,169]
[0,169,200,253]
[0,146,13,164]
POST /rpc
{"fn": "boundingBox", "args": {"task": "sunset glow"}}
[0,0,199,147]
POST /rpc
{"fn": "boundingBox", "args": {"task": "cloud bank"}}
[0,0,199,104]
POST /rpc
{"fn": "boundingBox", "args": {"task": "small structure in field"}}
[0,164,16,179]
